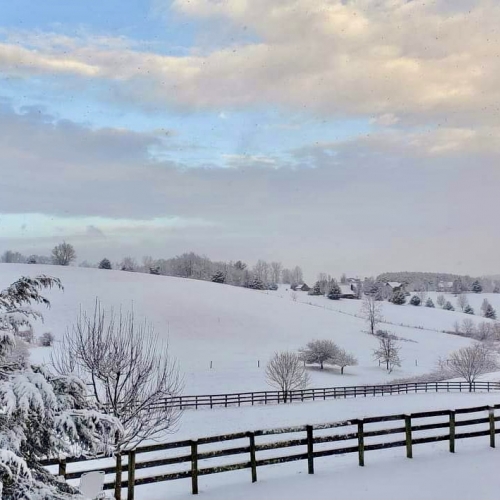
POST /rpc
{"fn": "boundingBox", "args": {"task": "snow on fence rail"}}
[157,381,500,409]
[43,398,500,499]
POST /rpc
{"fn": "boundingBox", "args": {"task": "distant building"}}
[437,281,454,293]
[300,283,311,292]
[339,284,356,299]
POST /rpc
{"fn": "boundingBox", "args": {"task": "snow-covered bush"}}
[40,332,55,347]
[0,275,121,499]
[409,295,421,306]
[425,298,435,308]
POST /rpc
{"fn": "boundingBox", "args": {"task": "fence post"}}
[191,440,199,495]
[210,395,213,409]
[127,451,136,500]
[58,458,66,479]
[357,420,365,467]
[489,407,495,448]
[449,411,455,453]
[405,416,412,459]
[248,432,257,482]
[306,425,314,474]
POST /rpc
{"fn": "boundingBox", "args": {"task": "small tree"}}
[443,301,455,311]
[464,304,475,315]
[308,281,323,296]
[436,294,446,308]
[299,339,339,369]
[211,270,226,283]
[484,303,497,320]
[266,351,309,403]
[53,302,183,500]
[250,276,266,290]
[51,241,76,266]
[334,348,358,374]
[446,344,498,391]
[493,285,500,293]
[327,282,341,300]
[461,318,476,337]
[409,295,421,306]
[373,335,401,373]
[40,331,55,346]
[471,280,483,293]
[425,298,435,308]
[456,293,469,311]
[391,290,406,305]
[121,256,137,272]
[361,295,384,334]
[98,258,112,270]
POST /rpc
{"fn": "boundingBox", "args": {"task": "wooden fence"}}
[157,381,500,409]
[45,399,500,499]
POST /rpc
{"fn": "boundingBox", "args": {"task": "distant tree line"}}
[1,247,305,291]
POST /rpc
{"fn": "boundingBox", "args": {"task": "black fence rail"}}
[157,381,500,409]
[44,400,500,499]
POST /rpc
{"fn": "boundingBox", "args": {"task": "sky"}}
[0,0,499,279]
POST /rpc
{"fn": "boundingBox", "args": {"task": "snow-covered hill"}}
[0,264,482,393]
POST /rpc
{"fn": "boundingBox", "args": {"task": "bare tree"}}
[298,339,339,369]
[270,262,283,284]
[457,293,469,312]
[334,348,358,374]
[291,291,298,302]
[361,295,384,335]
[51,241,76,266]
[266,351,309,402]
[373,335,401,373]
[52,301,183,500]
[436,294,446,308]
[461,318,476,337]
[121,256,137,272]
[446,344,498,391]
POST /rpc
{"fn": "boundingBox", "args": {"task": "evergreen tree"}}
[149,266,160,275]
[471,280,483,293]
[98,258,112,269]
[391,289,406,305]
[327,282,341,300]
[250,276,266,290]
[443,301,455,311]
[211,270,226,283]
[493,285,500,293]
[464,304,475,315]
[410,295,421,306]
[0,275,120,498]
[425,297,435,308]
[308,281,323,296]
[484,303,497,319]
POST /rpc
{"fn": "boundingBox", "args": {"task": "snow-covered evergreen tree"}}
[211,271,226,284]
[249,276,266,290]
[464,304,475,315]
[410,295,421,306]
[0,275,121,499]
[425,298,435,308]
[327,283,341,300]
[391,290,406,305]
[443,301,455,311]
[308,281,323,296]
[493,284,500,294]
[98,258,112,270]
[471,280,483,293]
[484,303,497,320]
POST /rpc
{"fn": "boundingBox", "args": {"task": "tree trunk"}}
[320,361,323,369]
[386,360,389,371]
[341,366,344,374]
[115,452,122,500]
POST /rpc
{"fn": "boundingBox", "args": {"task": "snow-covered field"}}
[6,264,498,498]
[2,264,497,394]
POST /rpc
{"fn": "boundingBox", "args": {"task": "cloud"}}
[1,103,500,275]
[1,1,500,125]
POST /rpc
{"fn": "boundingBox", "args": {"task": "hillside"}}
[0,264,480,393]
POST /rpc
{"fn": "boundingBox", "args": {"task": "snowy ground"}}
[1,264,488,394]
[54,392,500,498]
[162,445,499,500]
